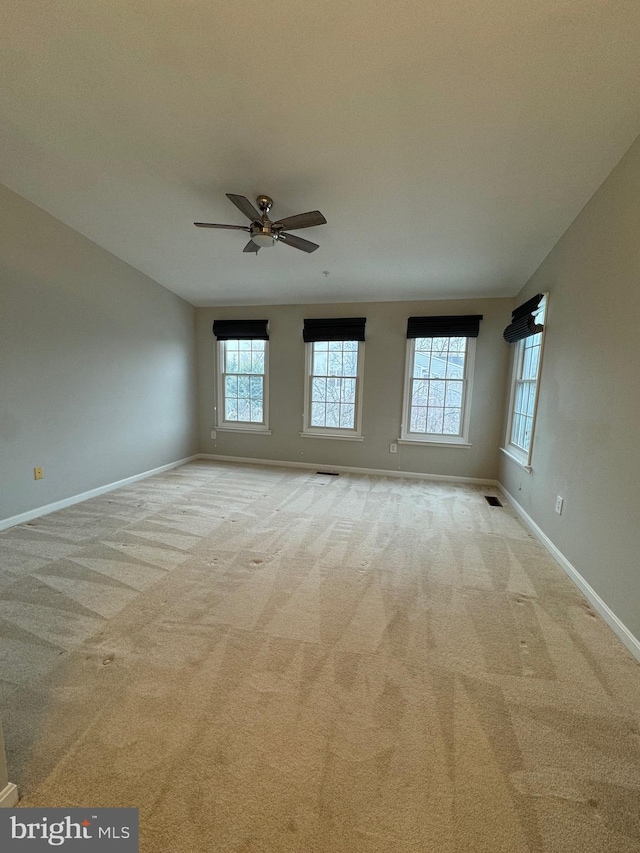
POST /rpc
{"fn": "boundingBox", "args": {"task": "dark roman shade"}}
[212,319,269,340]
[303,317,366,343]
[503,294,544,343]
[406,315,483,339]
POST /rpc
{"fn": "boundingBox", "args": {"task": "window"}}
[401,336,476,444]
[212,319,270,433]
[509,333,542,452]
[504,294,547,467]
[301,318,366,440]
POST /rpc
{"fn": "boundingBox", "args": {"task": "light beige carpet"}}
[0,461,639,852]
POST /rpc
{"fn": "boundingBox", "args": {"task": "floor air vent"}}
[485,495,503,507]
[316,471,340,476]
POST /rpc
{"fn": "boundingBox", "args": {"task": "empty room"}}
[1,2,639,851]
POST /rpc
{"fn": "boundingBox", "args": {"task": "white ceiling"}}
[1,1,639,307]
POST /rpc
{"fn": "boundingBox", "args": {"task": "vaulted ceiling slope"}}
[1,1,639,306]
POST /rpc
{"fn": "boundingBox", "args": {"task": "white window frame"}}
[215,339,271,434]
[301,340,365,441]
[399,336,476,447]
[502,294,548,470]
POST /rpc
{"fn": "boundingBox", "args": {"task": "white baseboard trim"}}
[198,453,498,487]
[499,484,640,662]
[0,783,18,808]
[0,455,199,532]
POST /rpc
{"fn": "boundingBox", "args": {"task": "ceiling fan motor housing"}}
[251,222,277,247]
[252,196,278,246]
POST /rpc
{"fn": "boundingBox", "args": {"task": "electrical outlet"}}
[33,467,43,480]
[389,442,398,454]
[555,495,563,515]
[210,430,216,439]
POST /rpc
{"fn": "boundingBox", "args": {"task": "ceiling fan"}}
[194,194,327,254]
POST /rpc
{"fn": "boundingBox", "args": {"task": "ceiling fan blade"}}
[278,232,319,253]
[273,211,326,231]
[226,194,262,222]
[194,222,250,231]
[243,240,260,253]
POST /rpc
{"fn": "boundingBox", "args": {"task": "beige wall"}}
[0,716,7,793]
[0,184,198,523]
[499,135,640,641]
[197,298,512,481]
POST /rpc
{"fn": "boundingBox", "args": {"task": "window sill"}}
[398,438,471,448]
[500,446,532,472]
[300,431,364,442]
[216,426,272,435]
